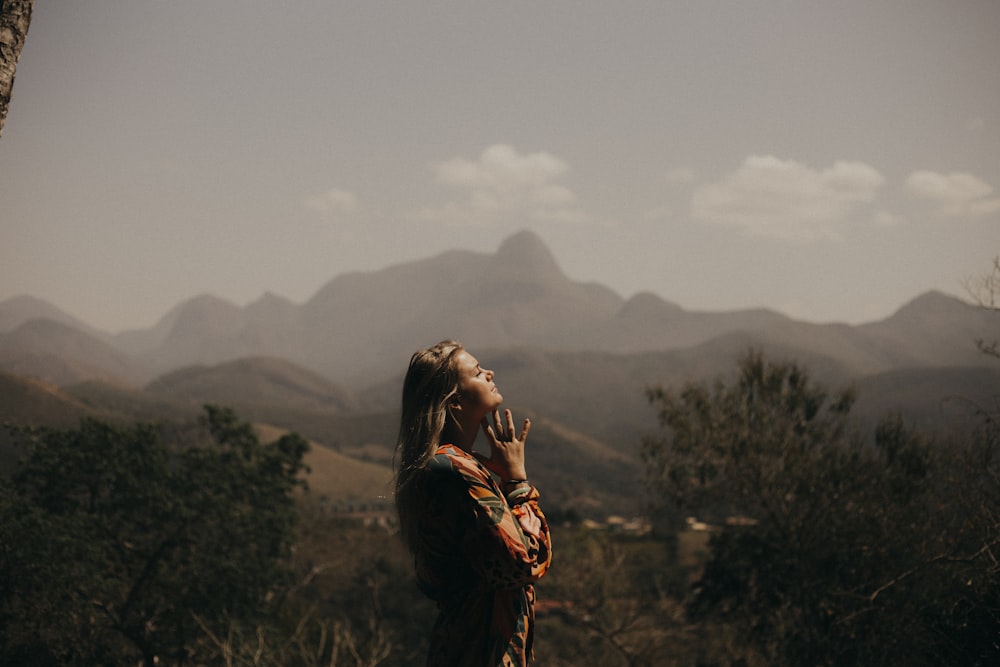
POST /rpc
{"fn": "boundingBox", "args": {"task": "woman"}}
[394,340,552,666]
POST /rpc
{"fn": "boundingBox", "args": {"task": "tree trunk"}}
[0,0,34,141]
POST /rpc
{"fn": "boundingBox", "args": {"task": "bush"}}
[642,351,1000,666]
[0,406,307,666]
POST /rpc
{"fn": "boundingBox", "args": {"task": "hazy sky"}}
[2,1,998,333]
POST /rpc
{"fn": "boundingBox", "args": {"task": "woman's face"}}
[454,350,503,418]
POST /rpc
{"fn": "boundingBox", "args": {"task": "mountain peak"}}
[181,293,241,312]
[888,290,972,322]
[497,228,548,254]
[0,294,96,335]
[165,294,244,341]
[247,291,296,310]
[246,291,299,326]
[491,229,564,280]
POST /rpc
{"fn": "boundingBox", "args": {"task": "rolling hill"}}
[1,231,995,390]
[0,371,108,472]
[0,318,150,386]
[0,370,98,428]
[145,356,363,412]
[1,231,996,516]
[3,231,995,393]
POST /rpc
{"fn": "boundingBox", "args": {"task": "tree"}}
[0,0,33,140]
[642,350,856,534]
[964,255,1000,358]
[641,350,999,666]
[0,406,309,666]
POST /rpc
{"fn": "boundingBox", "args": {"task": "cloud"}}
[905,170,1000,217]
[303,188,360,216]
[691,155,885,241]
[416,144,587,226]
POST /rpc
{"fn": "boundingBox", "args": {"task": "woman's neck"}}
[442,418,477,453]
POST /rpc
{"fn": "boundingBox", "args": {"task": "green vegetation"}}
[0,406,308,666]
[1,344,997,665]
[641,351,1000,666]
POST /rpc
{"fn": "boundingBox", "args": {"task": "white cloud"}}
[690,155,885,241]
[303,188,360,215]
[417,144,587,226]
[905,170,1000,217]
[435,144,568,190]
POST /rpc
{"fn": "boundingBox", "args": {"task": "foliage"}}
[206,513,700,667]
[0,405,308,666]
[176,509,435,667]
[533,526,695,667]
[642,350,1000,666]
[3,343,997,665]
[964,254,1000,358]
[642,350,856,533]
[284,512,434,667]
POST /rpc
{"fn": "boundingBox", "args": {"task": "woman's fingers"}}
[488,409,529,445]
[479,410,530,480]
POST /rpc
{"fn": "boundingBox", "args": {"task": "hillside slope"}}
[145,356,363,412]
[0,319,150,386]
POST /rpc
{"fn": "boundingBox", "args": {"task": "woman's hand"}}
[476,408,531,482]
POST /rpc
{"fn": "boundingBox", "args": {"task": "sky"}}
[1,0,998,334]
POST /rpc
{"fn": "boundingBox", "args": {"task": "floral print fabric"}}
[410,444,552,666]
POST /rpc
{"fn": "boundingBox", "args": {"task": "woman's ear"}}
[445,397,464,431]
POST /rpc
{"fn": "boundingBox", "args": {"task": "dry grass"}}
[254,423,393,505]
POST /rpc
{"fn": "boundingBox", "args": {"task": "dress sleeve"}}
[429,447,552,589]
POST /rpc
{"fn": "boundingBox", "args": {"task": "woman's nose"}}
[485,369,494,380]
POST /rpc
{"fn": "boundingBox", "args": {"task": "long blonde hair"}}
[394,340,464,550]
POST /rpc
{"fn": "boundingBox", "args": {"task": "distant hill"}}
[0,371,102,472]
[857,290,999,367]
[5,353,997,518]
[0,294,103,337]
[145,356,363,412]
[252,423,394,508]
[0,370,98,428]
[3,231,997,517]
[0,318,151,386]
[851,365,1000,434]
[294,229,630,380]
[3,230,994,390]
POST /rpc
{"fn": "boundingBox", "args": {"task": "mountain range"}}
[2,230,997,515]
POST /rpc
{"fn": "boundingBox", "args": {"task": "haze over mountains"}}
[2,230,994,389]
[2,230,997,514]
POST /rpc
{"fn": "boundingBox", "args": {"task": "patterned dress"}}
[410,444,552,666]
